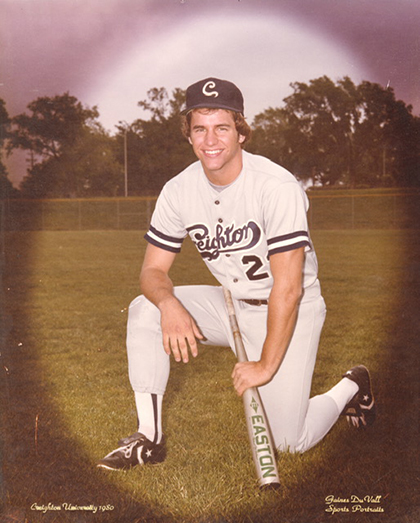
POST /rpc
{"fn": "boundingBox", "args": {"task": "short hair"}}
[181,108,252,144]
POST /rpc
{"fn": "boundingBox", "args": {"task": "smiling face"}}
[188,109,246,185]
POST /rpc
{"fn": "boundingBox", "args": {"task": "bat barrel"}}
[243,388,281,489]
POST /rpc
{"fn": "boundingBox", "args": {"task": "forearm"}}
[231,247,305,396]
[231,287,301,396]
[259,284,302,378]
[140,266,177,311]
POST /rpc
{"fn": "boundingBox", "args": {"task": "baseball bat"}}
[223,287,280,490]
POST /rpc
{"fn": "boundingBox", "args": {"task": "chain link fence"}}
[1,191,419,231]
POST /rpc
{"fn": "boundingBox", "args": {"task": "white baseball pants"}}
[126,285,341,453]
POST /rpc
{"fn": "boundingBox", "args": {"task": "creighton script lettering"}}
[187,221,262,261]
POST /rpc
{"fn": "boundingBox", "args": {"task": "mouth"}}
[203,149,223,158]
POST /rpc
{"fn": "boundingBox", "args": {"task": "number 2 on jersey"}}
[241,255,270,281]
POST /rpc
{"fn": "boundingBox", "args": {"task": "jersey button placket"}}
[212,197,233,286]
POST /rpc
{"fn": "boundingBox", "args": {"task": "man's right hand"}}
[158,296,204,363]
[140,244,203,363]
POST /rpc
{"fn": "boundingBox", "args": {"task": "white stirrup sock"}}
[134,392,163,444]
[324,378,359,414]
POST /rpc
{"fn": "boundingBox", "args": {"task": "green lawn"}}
[1,230,419,522]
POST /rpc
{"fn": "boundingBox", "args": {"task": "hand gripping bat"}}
[223,287,280,490]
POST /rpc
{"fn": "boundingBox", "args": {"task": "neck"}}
[203,153,243,186]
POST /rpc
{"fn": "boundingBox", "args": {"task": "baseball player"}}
[98,78,376,470]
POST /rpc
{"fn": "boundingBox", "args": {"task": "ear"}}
[188,137,192,145]
[238,134,246,144]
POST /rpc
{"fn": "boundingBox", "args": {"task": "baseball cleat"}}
[97,432,166,470]
[341,365,376,428]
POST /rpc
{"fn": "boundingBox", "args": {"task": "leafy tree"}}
[116,87,195,195]
[9,93,98,159]
[19,127,122,198]
[247,107,291,170]
[9,93,121,197]
[356,81,420,186]
[0,98,19,198]
[0,99,10,145]
[0,162,18,199]
[249,76,420,187]
[250,76,362,186]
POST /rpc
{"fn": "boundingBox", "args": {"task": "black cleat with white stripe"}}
[341,365,376,428]
[97,432,166,470]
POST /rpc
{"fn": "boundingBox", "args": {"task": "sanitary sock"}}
[134,392,163,444]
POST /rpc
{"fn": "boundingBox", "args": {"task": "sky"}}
[1,0,419,186]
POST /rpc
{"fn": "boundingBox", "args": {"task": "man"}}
[98,78,375,470]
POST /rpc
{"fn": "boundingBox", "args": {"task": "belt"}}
[241,299,268,306]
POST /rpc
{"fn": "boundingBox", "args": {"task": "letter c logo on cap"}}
[202,81,219,98]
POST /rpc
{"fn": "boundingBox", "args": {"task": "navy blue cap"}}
[182,77,244,115]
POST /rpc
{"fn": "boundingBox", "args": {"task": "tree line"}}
[1,76,419,199]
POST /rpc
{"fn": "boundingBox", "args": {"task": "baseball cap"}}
[182,77,244,115]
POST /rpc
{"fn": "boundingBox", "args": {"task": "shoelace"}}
[122,441,138,459]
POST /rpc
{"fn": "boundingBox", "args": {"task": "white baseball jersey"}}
[145,150,320,301]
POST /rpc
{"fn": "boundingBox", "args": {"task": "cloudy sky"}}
[1,0,419,185]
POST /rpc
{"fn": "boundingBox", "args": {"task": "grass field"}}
[1,229,419,522]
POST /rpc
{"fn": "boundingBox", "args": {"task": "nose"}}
[204,128,218,146]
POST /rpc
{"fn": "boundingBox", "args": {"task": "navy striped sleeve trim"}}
[267,231,310,256]
[144,225,184,253]
[268,240,310,257]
